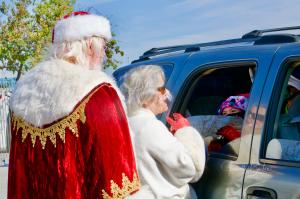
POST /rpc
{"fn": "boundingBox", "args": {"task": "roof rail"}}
[242,26,300,39]
[254,34,300,45]
[133,26,300,63]
[138,38,256,60]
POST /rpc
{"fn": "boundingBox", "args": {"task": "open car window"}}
[175,63,256,159]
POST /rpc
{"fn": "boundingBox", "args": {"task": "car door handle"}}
[246,186,277,199]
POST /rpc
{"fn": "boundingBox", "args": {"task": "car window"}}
[113,63,174,87]
[174,63,256,160]
[264,62,300,162]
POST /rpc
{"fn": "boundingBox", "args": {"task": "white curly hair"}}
[121,65,165,115]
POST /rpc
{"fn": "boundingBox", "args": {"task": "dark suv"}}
[113,26,300,199]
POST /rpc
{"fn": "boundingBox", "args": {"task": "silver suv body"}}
[114,27,300,199]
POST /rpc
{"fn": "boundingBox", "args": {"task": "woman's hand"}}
[217,125,241,141]
[166,113,190,134]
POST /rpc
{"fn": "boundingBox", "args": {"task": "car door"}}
[243,44,300,199]
[166,46,277,199]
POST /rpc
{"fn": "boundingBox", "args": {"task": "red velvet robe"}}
[8,83,139,199]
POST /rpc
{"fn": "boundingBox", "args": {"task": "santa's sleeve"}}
[84,83,140,198]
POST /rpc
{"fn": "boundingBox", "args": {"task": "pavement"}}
[0,167,7,199]
[0,153,8,199]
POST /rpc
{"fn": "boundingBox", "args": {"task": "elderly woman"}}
[121,65,206,199]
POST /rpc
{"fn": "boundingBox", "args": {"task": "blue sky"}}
[1,0,300,78]
[75,0,300,67]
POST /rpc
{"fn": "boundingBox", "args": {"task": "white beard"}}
[88,63,103,71]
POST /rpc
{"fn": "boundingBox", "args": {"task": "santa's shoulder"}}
[10,59,121,127]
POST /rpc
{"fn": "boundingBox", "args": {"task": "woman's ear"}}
[142,99,150,108]
[142,97,154,109]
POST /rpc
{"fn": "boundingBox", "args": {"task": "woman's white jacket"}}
[129,108,206,199]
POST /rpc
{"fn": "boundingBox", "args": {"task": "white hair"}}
[121,65,165,115]
[47,36,106,70]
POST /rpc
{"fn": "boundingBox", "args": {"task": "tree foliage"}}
[105,33,125,70]
[0,0,124,80]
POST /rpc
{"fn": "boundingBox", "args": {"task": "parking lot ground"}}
[0,153,9,199]
[0,166,8,199]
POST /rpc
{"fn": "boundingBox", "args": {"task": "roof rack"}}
[242,26,300,39]
[133,26,300,63]
[137,38,256,60]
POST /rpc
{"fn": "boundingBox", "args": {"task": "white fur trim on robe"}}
[10,59,125,127]
[175,126,206,183]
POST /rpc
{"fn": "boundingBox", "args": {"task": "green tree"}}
[0,0,75,80]
[0,0,124,80]
[105,33,125,69]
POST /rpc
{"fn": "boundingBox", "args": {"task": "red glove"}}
[166,113,190,134]
[217,125,241,141]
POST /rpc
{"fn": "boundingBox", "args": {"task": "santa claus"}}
[8,11,149,199]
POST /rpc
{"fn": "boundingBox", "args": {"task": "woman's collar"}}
[131,108,156,118]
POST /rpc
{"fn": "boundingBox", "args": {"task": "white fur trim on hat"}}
[53,14,112,43]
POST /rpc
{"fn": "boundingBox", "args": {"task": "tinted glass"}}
[176,63,256,159]
[113,63,174,87]
[265,63,300,162]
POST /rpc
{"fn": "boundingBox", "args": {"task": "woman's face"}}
[144,75,169,115]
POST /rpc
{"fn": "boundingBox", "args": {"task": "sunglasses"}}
[157,86,167,95]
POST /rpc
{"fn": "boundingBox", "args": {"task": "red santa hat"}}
[52,11,112,43]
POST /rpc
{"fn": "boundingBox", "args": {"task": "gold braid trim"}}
[11,88,98,149]
[102,172,140,199]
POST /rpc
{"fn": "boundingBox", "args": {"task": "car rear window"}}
[113,63,174,87]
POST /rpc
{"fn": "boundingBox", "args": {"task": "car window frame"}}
[170,60,258,161]
[113,62,174,87]
[260,57,300,168]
